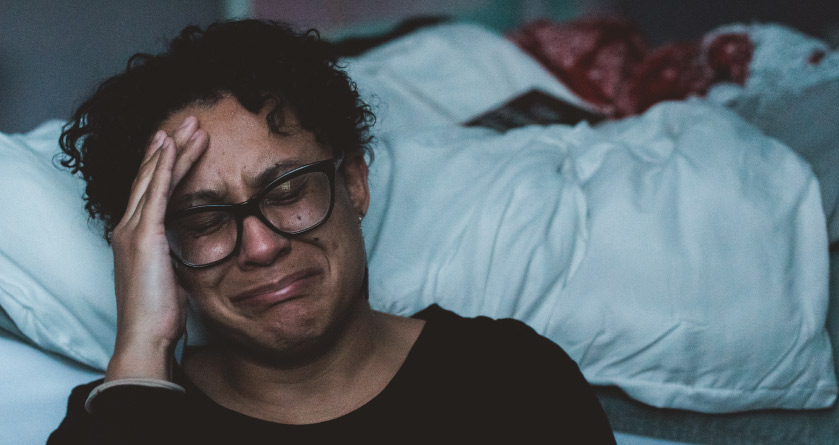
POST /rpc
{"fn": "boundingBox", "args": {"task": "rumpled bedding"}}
[363,100,835,413]
[350,23,837,412]
[506,18,839,243]
[508,17,753,118]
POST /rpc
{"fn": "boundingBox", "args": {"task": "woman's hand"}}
[105,117,209,382]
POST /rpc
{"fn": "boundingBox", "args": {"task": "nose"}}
[236,215,291,267]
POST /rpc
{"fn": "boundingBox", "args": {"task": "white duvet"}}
[363,100,836,412]
[345,22,836,413]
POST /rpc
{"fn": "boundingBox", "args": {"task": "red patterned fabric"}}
[509,18,753,118]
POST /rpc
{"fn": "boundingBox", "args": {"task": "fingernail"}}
[188,128,204,143]
[148,131,164,152]
[178,116,196,130]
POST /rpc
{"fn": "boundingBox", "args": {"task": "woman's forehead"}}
[160,96,294,139]
[163,97,328,204]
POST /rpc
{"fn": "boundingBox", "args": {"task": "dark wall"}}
[1,0,836,133]
[0,0,224,133]
[607,0,839,46]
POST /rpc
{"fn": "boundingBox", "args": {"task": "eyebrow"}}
[170,189,226,210]
[248,161,306,191]
[171,161,306,210]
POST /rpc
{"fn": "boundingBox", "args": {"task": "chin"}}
[209,288,364,367]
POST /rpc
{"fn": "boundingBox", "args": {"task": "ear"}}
[341,154,370,217]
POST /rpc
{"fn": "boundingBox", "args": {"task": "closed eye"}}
[182,212,232,238]
[262,176,310,207]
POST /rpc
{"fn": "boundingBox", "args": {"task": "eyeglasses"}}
[165,156,343,268]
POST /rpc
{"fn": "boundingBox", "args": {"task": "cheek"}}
[303,201,366,275]
[175,264,228,301]
[328,211,367,274]
[325,209,362,253]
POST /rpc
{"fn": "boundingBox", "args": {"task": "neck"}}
[185,302,424,424]
[223,299,378,392]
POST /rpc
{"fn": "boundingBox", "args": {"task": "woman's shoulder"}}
[410,304,580,376]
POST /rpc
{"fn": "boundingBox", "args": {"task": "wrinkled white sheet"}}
[0,331,102,445]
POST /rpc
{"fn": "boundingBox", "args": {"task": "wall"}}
[243,0,838,44]
[607,0,839,46]
[0,0,224,133]
[2,0,836,133]
[247,0,593,38]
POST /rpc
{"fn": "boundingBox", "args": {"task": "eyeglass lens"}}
[166,170,332,266]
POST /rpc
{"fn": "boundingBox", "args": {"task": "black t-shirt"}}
[48,305,616,444]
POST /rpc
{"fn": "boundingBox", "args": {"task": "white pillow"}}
[363,122,589,327]
[556,101,835,412]
[706,23,839,243]
[0,121,115,370]
[344,22,591,135]
[364,100,836,413]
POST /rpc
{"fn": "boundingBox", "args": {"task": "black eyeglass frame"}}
[165,155,344,269]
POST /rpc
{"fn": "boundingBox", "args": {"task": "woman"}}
[49,19,615,444]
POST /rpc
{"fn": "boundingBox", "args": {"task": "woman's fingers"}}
[137,136,176,226]
[122,146,165,224]
[146,130,166,155]
[123,116,209,226]
[171,116,198,147]
[169,127,209,194]
[123,131,167,218]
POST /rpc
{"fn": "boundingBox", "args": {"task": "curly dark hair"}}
[60,19,375,243]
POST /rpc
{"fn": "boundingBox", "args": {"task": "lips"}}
[231,268,321,308]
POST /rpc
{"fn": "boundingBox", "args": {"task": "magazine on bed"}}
[463,89,604,131]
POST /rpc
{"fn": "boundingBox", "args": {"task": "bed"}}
[1,19,837,444]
